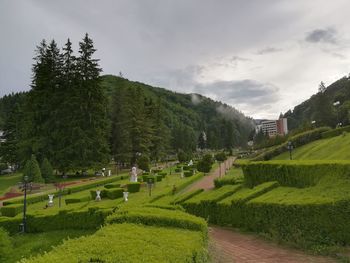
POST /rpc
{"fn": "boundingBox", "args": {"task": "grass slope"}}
[273,133,350,160]
[0,173,22,196]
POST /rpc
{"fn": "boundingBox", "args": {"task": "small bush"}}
[215,152,227,162]
[156,174,163,182]
[126,182,141,193]
[158,172,167,178]
[214,176,237,188]
[174,168,181,173]
[197,154,214,173]
[1,204,24,217]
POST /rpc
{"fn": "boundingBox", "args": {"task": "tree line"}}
[0,35,254,173]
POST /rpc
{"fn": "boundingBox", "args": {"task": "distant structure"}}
[256,118,288,137]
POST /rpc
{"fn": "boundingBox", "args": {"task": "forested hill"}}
[284,76,350,131]
[101,74,254,150]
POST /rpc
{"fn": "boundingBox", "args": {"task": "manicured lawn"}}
[0,173,22,196]
[273,133,350,160]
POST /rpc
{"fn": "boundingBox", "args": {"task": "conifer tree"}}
[41,158,54,183]
[23,154,44,183]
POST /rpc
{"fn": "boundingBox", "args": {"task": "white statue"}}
[130,166,138,182]
[96,190,101,201]
[48,194,54,207]
[123,191,129,202]
[180,166,184,178]
[102,167,106,177]
[188,160,193,166]
[108,169,111,177]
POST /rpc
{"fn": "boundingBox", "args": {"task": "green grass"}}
[274,133,350,160]
[6,229,95,263]
[0,173,22,196]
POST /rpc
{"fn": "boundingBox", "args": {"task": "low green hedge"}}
[156,174,163,182]
[106,207,207,235]
[104,183,121,189]
[126,182,141,193]
[321,125,350,139]
[158,172,167,178]
[174,189,204,204]
[214,176,238,188]
[3,175,125,206]
[0,204,24,217]
[106,188,124,199]
[65,195,91,205]
[253,127,331,161]
[174,168,181,172]
[21,223,209,263]
[242,160,350,188]
[0,207,111,234]
[184,171,193,177]
[183,185,242,223]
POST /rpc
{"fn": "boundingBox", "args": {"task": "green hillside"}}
[273,133,350,160]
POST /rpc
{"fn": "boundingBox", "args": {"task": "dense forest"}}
[0,35,254,172]
[284,78,350,131]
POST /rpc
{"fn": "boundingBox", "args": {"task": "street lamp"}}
[287,141,293,160]
[21,175,29,233]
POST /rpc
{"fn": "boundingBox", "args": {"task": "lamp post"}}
[21,175,29,233]
[287,141,293,160]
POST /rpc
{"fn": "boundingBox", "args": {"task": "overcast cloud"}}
[1,0,350,119]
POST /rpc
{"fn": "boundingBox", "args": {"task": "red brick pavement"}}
[186,157,236,192]
[209,226,336,263]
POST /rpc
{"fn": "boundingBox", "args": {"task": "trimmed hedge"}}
[106,207,207,235]
[3,175,125,206]
[174,189,204,204]
[214,176,238,188]
[126,182,141,193]
[104,183,121,189]
[21,223,209,263]
[174,168,181,172]
[242,160,350,188]
[156,174,163,182]
[65,195,90,205]
[184,171,193,177]
[0,207,111,234]
[158,172,167,178]
[253,127,331,161]
[106,188,124,199]
[0,204,24,217]
[183,185,242,223]
[321,125,350,139]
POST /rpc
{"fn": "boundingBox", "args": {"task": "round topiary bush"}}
[127,182,141,193]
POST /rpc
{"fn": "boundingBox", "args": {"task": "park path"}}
[186,157,336,263]
[186,156,236,192]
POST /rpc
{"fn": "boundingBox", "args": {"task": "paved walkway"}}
[209,226,335,263]
[186,157,336,263]
[186,157,235,192]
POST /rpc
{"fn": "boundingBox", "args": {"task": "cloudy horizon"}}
[1,0,350,119]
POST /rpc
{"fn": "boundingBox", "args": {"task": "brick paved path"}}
[186,157,236,192]
[185,158,336,262]
[209,226,335,263]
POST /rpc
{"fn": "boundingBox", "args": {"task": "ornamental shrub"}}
[215,152,227,162]
[158,172,167,178]
[0,204,24,217]
[156,174,163,182]
[126,182,141,193]
[197,154,214,173]
[65,195,91,205]
[40,158,54,183]
[184,171,193,177]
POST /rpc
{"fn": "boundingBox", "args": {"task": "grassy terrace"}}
[274,133,350,160]
[0,173,22,196]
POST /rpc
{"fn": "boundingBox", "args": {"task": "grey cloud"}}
[193,79,280,116]
[305,28,337,44]
[256,47,283,55]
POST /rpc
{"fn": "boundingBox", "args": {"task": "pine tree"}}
[40,158,54,183]
[72,33,109,169]
[23,154,44,183]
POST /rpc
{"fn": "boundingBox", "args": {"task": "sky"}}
[1,0,350,119]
